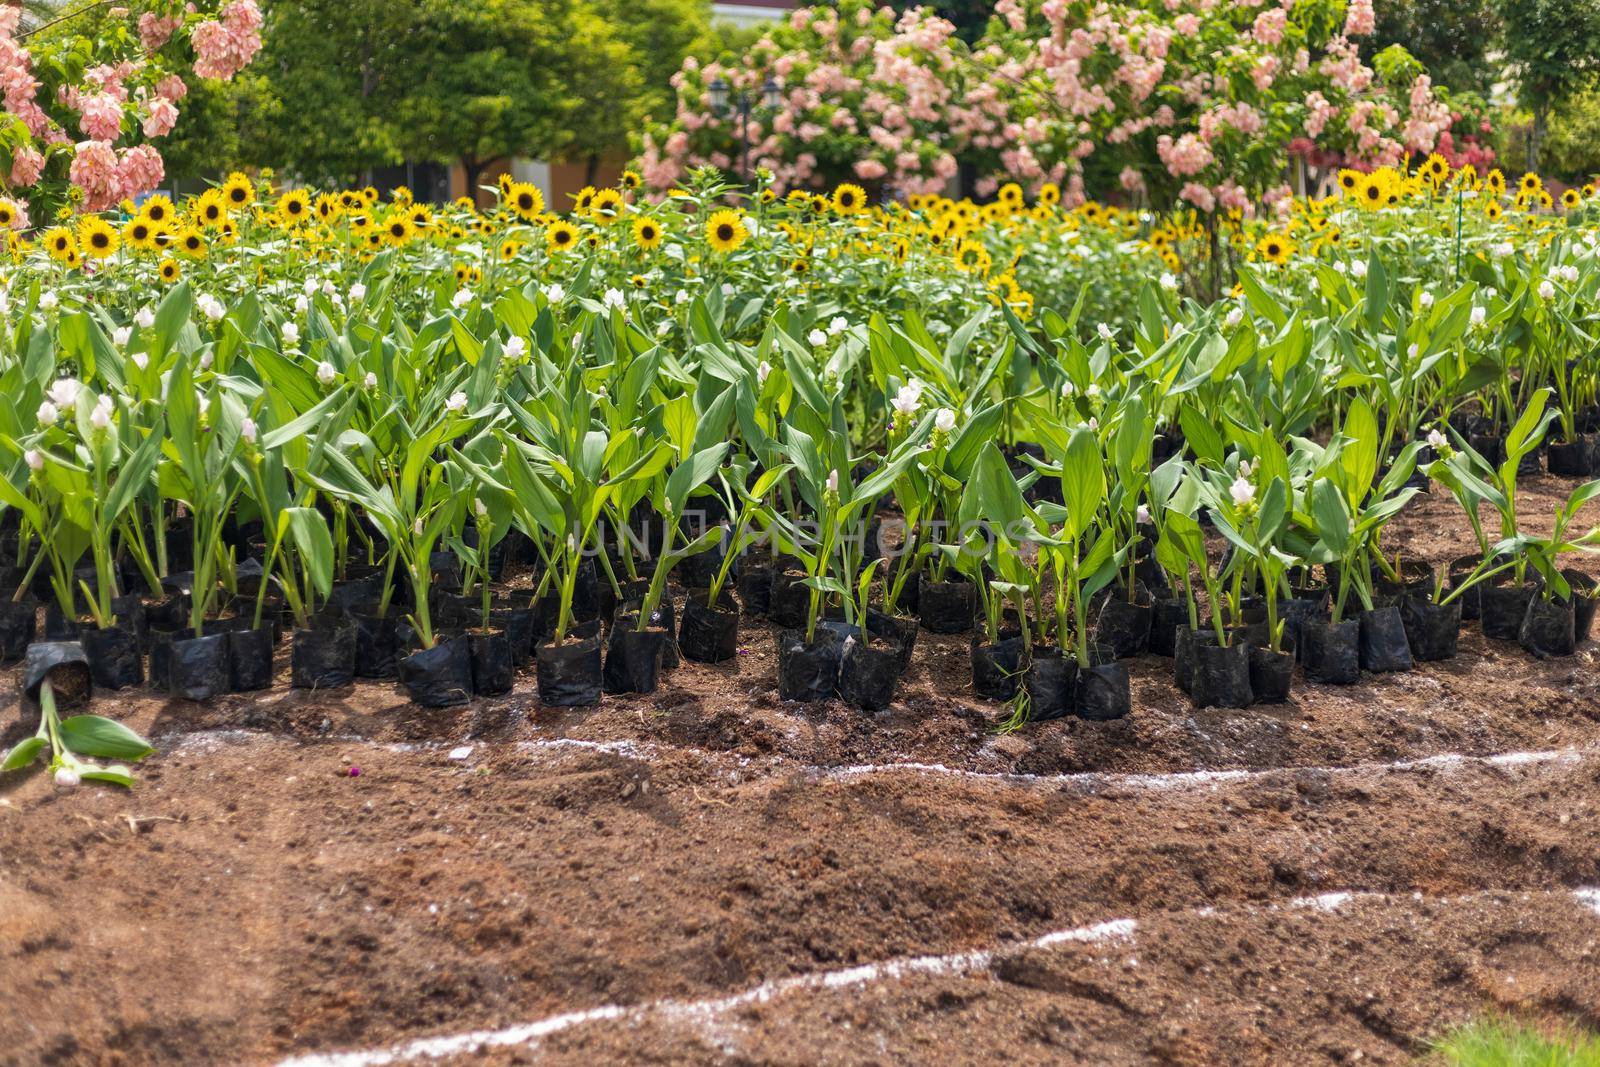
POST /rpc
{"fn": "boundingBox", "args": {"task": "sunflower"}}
[507,181,545,221]
[43,227,76,263]
[954,239,991,275]
[222,173,255,209]
[158,258,181,283]
[498,173,514,197]
[1356,172,1389,211]
[632,216,663,250]
[1485,200,1504,222]
[0,200,15,229]
[706,209,748,253]
[589,188,624,223]
[545,220,579,252]
[1255,232,1295,264]
[1485,169,1506,197]
[573,186,597,213]
[1038,182,1061,208]
[629,273,648,289]
[789,257,810,275]
[759,188,777,204]
[277,190,312,226]
[1337,168,1363,197]
[831,183,867,216]
[998,182,1024,208]
[1518,172,1542,195]
[620,169,642,191]
[314,193,343,224]
[498,238,521,261]
[140,194,175,225]
[1421,153,1449,186]
[1563,188,1582,210]
[453,263,471,285]
[195,191,228,228]
[384,216,415,246]
[77,217,119,259]
[176,227,207,259]
[391,185,414,205]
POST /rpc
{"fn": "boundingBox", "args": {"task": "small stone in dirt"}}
[448,746,474,761]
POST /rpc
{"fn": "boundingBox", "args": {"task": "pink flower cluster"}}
[645,0,1463,210]
[68,140,165,212]
[192,0,263,82]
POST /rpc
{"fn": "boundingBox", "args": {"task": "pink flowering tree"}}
[0,0,262,227]
[642,0,1466,209]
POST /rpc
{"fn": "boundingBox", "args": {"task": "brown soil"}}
[1,474,1599,1065]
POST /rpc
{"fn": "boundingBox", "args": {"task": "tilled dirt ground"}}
[2,476,1599,1065]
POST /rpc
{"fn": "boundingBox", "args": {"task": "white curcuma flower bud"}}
[808,328,828,347]
[602,288,626,310]
[828,316,848,335]
[1097,323,1114,341]
[825,469,839,495]
[1087,417,1099,432]
[199,353,213,371]
[1086,383,1101,398]
[38,291,58,311]
[282,321,300,344]
[320,280,337,298]
[1407,343,1419,360]
[316,361,336,385]
[1539,279,1555,300]
[1560,264,1579,283]
[451,288,473,309]
[1470,306,1487,327]
[89,396,112,431]
[1224,305,1244,328]
[934,408,956,433]
[49,378,80,412]
[1351,260,1369,279]
[474,498,488,518]
[240,418,258,444]
[1158,272,1178,291]
[113,326,132,347]
[135,307,155,329]
[294,295,309,314]
[1061,381,1075,398]
[1136,504,1151,525]
[674,289,690,305]
[445,391,468,413]
[544,283,565,303]
[303,278,319,296]
[504,336,527,360]
[414,518,425,536]
[1418,290,1435,308]
[1426,428,1449,450]
[756,360,771,385]
[200,294,225,322]
[131,352,148,371]
[1230,475,1256,507]
[349,283,366,302]
[24,449,43,472]
[364,371,377,389]
[53,765,80,789]
[891,384,921,418]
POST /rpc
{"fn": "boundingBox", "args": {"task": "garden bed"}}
[3,476,1599,1066]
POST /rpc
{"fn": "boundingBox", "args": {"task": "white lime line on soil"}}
[274,886,1600,1067]
[160,728,1598,794]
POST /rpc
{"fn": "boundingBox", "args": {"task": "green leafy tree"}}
[1367,0,1500,96]
[1496,0,1600,172]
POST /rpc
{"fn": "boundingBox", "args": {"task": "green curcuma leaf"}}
[59,716,154,761]
[1,736,47,773]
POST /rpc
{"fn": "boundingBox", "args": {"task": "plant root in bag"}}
[1248,639,1296,705]
[1358,604,1412,673]
[1399,595,1461,662]
[81,624,143,690]
[1190,640,1252,709]
[1519,595,1577,659]
[1148,598,1189,658]
[291,617,356,689]
[1447,555,1485,621]
[603,623,669,695]
[1279,596,1326,657]
[399,636,474,707]
[735,559,773,616]
[767,568,810,630]
[468,628,515,696]
[776,628,844,702]
[489,602,538,666]
[1301,617,1360,685]
[1173,625,1218,693]
[536,634,603,707]
[351,609,400,678]
[838,635,901,711]
[971,636,1024,701]
[1480,579,1538,641]
[21,640,92,708]
[0,596,36,662]
[169,633,230,701]
[679,588,739,663]
[1546,435,1594,477]
[1561,569,1598,642]
[1074,646,1130,721]
[866,609,917,673]
[1023,647,1076,721]
[919,577,976,634]
[228,626,275,692]
[1094,587,1153,659]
